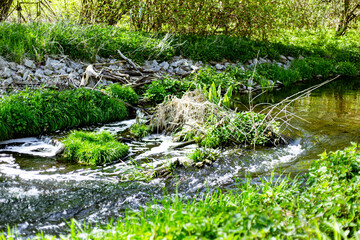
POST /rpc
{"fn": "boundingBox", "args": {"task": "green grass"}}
[0,88,128,141]
[129,121,150,139]
[62,130,129,165]
[1,22,360,68]
[103,84,139,105]
[3,143,360,239]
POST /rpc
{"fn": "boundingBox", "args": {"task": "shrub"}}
[62,131,129,165]
[104,84,139,105]
[0,88,128,141]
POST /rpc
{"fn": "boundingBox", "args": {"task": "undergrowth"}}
[4,143,360,239]
[62,130,129,165]
[0,88,128,141]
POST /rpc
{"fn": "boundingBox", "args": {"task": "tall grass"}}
[0,88,128,141]
[1,22,360,66]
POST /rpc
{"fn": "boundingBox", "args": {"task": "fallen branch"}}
[117,50,144,76]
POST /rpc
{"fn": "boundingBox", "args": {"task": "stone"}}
[159,61,169,71]
[17,65,25,72]
[44,69,53,76]
[195,162,204,168]
[35,69,45,78]
[287,56,294,61]
[24,59,35,69]
[8,62,17,71]
[175,67,187,75]
[268,80,274,86]
[215,63,224,70]
[279,55,288,63]
[58,69,67,75]
[0,57,8,69]
[299,55,305,60]
[22,70,31,81]
[1,67,13,78]
[66,67,73,73]
[3,78,13,87]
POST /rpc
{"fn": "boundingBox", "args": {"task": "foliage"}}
[103,84,139,105]
[201,82,233,108]
[130,121,149,139]
[144,77,193,103]
[6,144,360,239]
[1,22,360,68]
[0,88,128,141]
[200,112,278,148]
[335,61,359,77]
[187,148,219,164]
[62,130,129,165]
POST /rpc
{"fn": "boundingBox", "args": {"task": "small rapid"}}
[1,77,360,237]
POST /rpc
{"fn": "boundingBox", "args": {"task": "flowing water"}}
[0,77,360,237]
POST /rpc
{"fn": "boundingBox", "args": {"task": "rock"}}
[24,59,35,69]
[66,67,73,73]
[8,62,17,71]
[287,56,294,61]
[204,159,212,165]
[58,69,67,75]
[279,55,287,63]
[299,55,305,60]
[35,69,45,78]
[159,61,169,71]
[268,80,274,86]
[215,63,224,70]
[43,69,53,76]
[3,78,13,87]
[22,70,31,81]
[259,58,267,64]
[0,57,8,69]
[175,67,187,75]
[1,67,13,78]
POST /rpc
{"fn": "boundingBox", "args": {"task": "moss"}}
[62,131,129,165]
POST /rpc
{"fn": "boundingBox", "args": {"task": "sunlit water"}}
[0,77,359,237]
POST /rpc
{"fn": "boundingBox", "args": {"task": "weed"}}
[335,61,358,77]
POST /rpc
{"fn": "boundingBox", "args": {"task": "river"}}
[0,77,359,237]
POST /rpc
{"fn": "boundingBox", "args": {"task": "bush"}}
[0,88,128,141]
[188,148,219,163]
[62,131,129,165]
[104,84,139,105]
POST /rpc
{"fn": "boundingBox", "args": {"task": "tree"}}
[0,0,14,21]
[336,0,360,36]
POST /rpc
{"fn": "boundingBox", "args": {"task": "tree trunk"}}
[336,0,360,36]
[0,0,14,21]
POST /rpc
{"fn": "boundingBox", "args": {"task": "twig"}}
[117,50,144,76]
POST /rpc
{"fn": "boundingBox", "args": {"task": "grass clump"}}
[188,148,219,164]
[130,121,150,139]
[62,131,129,165]
[103,84,139,105]
[0,88,128,141]
[13,143,360,239]
[152,89,279,148]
